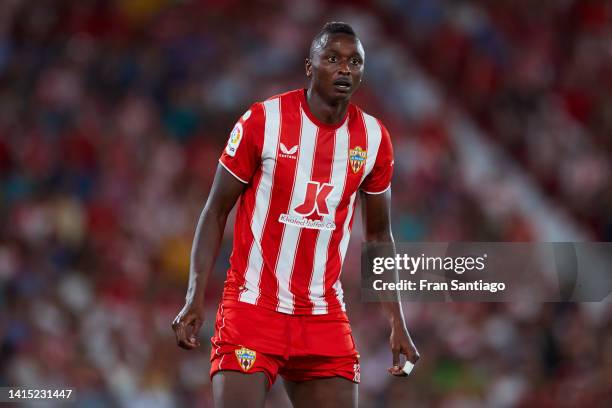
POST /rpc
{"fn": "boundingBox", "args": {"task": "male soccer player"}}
[172,22,419,407]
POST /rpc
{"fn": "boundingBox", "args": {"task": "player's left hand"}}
[388,322,419,377]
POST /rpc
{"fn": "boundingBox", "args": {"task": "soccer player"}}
[172,22,419,407]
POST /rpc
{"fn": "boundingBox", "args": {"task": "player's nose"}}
[337,60,350,75]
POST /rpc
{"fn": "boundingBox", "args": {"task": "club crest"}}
[235,346,256,371]
[349,146,367,173]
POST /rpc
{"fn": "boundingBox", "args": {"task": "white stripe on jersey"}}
[274,109,317,314]
[309,120,350,314]
[361,112,383,179]
[240,98,281,305]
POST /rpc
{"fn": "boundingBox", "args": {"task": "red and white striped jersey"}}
[219,89,393,315]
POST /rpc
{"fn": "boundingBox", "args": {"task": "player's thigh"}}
[284,377,357,408]
[212,371,268,408]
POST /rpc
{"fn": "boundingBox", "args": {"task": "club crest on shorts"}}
[349,146,367,173]
[235,346,256,371]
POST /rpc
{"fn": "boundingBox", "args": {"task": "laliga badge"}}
[349,146,367,173]
[235,346,256,371]
[226,123,243,157]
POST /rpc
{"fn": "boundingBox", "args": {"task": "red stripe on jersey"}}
[228,167,262,290]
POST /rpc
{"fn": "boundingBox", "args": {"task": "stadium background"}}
[1,0,611,406]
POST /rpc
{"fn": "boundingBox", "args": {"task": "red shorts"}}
[210,300,360,387]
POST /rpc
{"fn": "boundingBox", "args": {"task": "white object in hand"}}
[402,361,414,376]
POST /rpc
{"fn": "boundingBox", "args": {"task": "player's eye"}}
[351,58,362,65]
[327,55,337,63]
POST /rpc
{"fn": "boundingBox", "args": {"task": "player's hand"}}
[172,303,204,350]
[388,322,419,376]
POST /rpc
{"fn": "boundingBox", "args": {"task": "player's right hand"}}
[172,304,203,350]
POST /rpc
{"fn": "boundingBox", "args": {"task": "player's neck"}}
[305,88,349,125]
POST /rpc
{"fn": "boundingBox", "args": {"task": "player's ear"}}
[305,57,312,78]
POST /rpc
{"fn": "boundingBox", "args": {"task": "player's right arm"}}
[172,104,264,350]
[172,166,245,350]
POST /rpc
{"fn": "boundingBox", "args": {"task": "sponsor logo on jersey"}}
[235,346,256,371]
[279,213,336,230]
[279,142,298,159]
[349,146,367,173]
[294,181,333,216]
[279,181,337,230]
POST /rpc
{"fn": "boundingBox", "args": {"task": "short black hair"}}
[309,22,358,57]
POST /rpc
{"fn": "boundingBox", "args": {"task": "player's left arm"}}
[360,118,419,375]
[361,189,420,375]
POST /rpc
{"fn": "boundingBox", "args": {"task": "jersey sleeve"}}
[360,121,394,194]
[219,102,264,184]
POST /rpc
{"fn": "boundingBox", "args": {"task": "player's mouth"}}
[333,78,352,92]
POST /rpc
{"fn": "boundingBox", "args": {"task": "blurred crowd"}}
[379,0,612,240]
[0,0,610,407]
